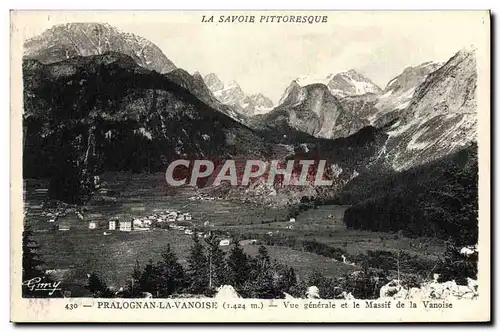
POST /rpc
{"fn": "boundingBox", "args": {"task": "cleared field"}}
[306,230,445,260]
[238,245,359,278]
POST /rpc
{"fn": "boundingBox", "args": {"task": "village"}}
[36,201,300,248]
[38,203,273,247]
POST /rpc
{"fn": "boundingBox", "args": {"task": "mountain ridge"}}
[24,22,176,74]
[22,52,272,202]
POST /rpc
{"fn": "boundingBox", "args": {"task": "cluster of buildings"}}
[43,206,264,249]
[107,210,193,232]
[42,208,84,231]
[188,194,216,201]
[130,210,193,228]
[47,208,195,233]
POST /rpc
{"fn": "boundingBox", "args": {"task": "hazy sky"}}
[16,11,487,103]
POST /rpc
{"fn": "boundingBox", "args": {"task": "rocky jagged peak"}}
[246,93,273,109]
[383,49,477,171]
[202,73,274,117]
[341,69,374,82]
[383,62,443,93]
[192,71,203,80]
[409,49,476,114]
[203,72,224,91]
[452,47,476,60]
[277,80,303,106]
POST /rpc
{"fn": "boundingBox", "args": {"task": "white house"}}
[289,218,296,223]
[219,239,231,246]
[109,220,116,230]
[119,221,132,232]
[88,221,97,230]
[184,229,194,235]
[58,222,70,231]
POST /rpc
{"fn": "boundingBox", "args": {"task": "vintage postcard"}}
[10,10,490,323]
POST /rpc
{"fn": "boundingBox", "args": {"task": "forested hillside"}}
[339,144,478,245]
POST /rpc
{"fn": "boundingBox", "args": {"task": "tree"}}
[86,272,114,298]
[139,259,159,296]
[255,245,271,269]
[436,242,478,285]
[186,234,209,294]
[279,266,298,294]
[204,233,229,289]
[243,262,277,299]
[155,244,186,297]
[124,260,143,298]
[240,245,279,298]
[227,240,250,287]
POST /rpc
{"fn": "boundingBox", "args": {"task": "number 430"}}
[65,303,78,310]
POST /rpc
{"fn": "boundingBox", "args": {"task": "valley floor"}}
[23,172,446,294]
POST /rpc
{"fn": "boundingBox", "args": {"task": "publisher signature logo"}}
[22,277,62,296]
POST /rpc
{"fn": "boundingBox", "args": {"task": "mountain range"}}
[252,62,448,139]
[203,73,274,117]
[251,51,476,171]
[21,22,478,212]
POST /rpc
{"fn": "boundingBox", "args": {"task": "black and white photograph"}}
[10,10,490,322]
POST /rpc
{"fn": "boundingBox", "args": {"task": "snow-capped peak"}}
[293,69,381,98]
[296,73,334,86]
